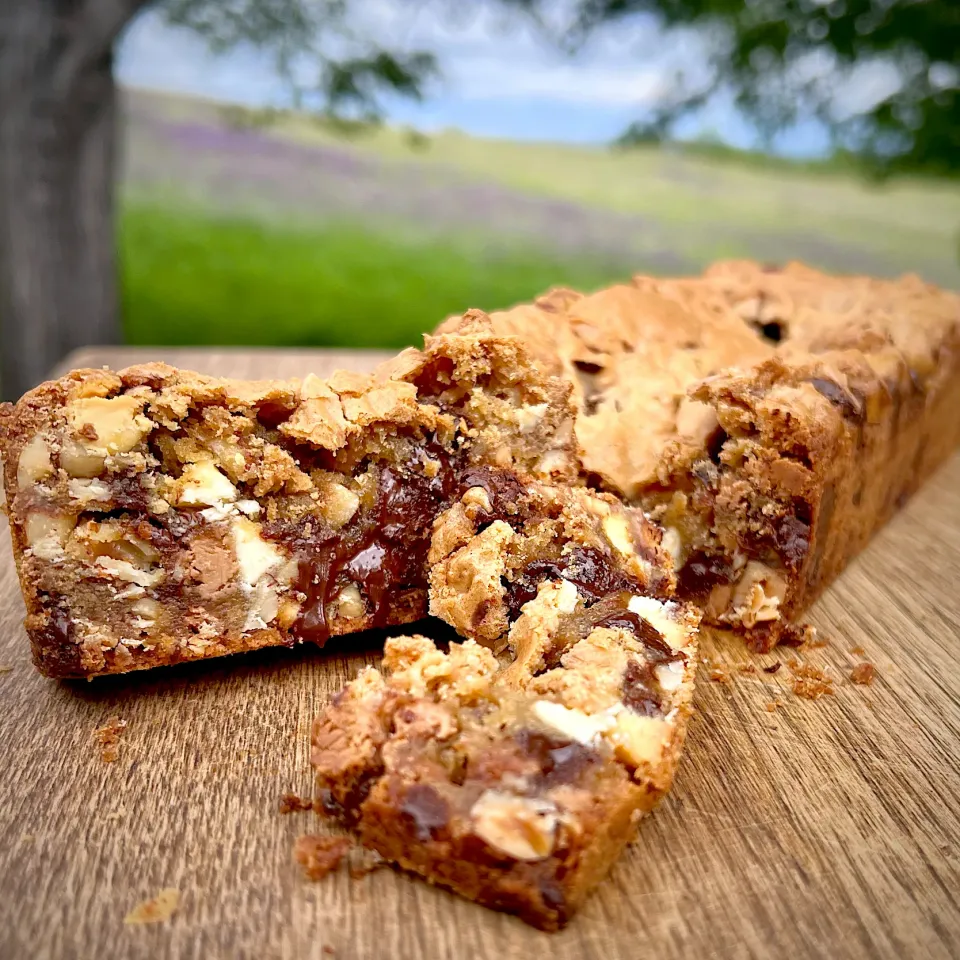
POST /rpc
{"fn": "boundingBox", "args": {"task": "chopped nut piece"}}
[68,395,152,456]
[335,584,365,620]
[470,790,558,861]
[16,435,53,488]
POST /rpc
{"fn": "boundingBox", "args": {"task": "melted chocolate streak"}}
[273,443,526,647]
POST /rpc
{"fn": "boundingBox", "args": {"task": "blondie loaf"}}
[439,263,960,649]
[0,329,578,677]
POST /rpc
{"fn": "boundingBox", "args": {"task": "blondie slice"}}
[0,329,575,677]
[439,263,960,649]
[312,604,697,928]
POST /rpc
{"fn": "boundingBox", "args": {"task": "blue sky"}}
[117,3,845,156]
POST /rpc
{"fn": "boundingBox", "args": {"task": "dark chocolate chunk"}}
[808,378,864,422]
[589,610,677,663]
[504,547,640,620]
[400,784,450,841]
[677,551,735,602]
[514,731,595,786]
[621,658,662,717]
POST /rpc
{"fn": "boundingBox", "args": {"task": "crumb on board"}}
[704,659,732,684]
[763,662,782,675]
[765,699,783,713]
[789,662,834,700]
[0,664,13,674]
[348,851,387,880]
[850,645,866,656]
[850,663,877,686]
[93,716,127,762]
[279,793,316,814]
[294,835,352,881]
[124,888,180,925]
[737,662,757,676]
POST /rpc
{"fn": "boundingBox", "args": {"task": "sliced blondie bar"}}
[0,329,575,677]
[312,604,697,928]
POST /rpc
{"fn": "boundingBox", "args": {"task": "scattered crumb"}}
[850,645,866,656]
[850,663,876,686]
[804,637,828,649]
[348,852,387,880]
[294,835,352,881]
[737,662,757,676]
[705,660,732,684]
[765,700,783,713]
[789,662,834,700]
[279,793,316,814]
[0,664,13,674]
[762,662,782,675]
[323,947,335,956]
[93,716,127,762]
[124,888,180,925]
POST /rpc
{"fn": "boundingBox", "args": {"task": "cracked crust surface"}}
[439,262,960,649]
[0,326,578,677]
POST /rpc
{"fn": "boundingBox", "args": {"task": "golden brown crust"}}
[440,262,960,648]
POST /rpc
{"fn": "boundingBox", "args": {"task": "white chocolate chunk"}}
[232,517,284,586]
[627,595,687,651]
[532,699,616,745]
[95,557,164,588]
[602,511,635,557]
[67,478,112,505]
[176,461,238,508]
[654,660,685,693]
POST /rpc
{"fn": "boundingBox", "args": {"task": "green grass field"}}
[119,89,960,350]
[120,202,626,347]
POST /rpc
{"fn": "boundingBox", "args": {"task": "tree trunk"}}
[0,2,145,402]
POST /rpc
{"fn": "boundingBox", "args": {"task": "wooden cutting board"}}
[1,347,959,960]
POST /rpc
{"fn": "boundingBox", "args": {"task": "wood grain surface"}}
[1,347,959,960]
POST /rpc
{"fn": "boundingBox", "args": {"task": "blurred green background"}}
[121,89,960,352]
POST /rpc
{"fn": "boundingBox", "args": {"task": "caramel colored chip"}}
[850,662,876,686]
[124,888,180,925]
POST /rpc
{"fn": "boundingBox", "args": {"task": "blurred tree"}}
[0,0,956,398]
[0,0,441,399]
[571,1,959,177]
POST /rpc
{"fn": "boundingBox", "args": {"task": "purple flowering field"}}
[118,90,959,348]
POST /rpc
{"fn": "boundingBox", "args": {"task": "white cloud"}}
[118,3,711,114]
